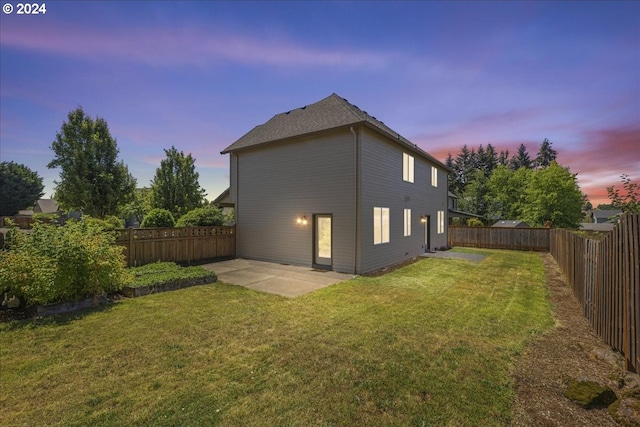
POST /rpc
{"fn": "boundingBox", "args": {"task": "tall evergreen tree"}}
[534,138,558,169]
[498,150,510,166]
[48,107,136,217]
[150,146,206,218]
[509,144,533,170]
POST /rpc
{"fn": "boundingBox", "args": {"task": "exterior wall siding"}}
[234,130,357,273]
[359,127,448,273]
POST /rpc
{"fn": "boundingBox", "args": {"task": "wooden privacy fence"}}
[550,214,639,373]
[448,226,550,251]
[114,226,236,267]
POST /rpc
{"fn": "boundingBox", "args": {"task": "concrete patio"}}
[201,258,354,297]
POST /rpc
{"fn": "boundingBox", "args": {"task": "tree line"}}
[0,107,224,226]
[445,139,589,227]
[2,108,637,227]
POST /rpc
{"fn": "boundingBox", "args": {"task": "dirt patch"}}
[511,253,629,426]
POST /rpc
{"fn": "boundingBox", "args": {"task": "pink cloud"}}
[1,20,390,69]
[416,124,639,207]
[560,126,640,206]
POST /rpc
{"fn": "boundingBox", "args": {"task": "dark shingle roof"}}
[221,93,450,171]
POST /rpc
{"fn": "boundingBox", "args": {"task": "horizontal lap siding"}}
[359,128,448,273]
[235,131,356,273]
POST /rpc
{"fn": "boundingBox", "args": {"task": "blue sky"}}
[1,1,638,206]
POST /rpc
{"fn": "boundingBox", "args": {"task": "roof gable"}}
[35,199,59,214]
[221,93,450,171]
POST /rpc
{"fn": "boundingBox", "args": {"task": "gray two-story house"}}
[221,93,450,275]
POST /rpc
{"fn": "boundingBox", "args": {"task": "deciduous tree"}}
[607,174,639,213]
[520,162,584,228]
[0,161,44,216]
[150,146,206,218]
[47,107,136,217]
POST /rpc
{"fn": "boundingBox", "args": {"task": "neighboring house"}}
[579,222,615,232]
[212,188,235,217]
[492,220,530,228]
[33,199,59,215]
[221,93,451,274]
[447,191,483,224]
[586,209,622,224]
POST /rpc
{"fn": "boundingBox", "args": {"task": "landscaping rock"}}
[608,389,640,427]
[34,295,108,318]
[565,378,617,408]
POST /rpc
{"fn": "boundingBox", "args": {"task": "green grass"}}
[128,262,215,288]
[0,250,554,426]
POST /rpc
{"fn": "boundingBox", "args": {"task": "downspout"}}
[234,154,239,258]
[350,126,360,274]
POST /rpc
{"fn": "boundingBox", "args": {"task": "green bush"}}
[141,208,175,228]
[0,221,131,305]
[83,215,124,230]
[467,218,484,227]
[175,206,224,227]
[32,212,59,223]
[129,262,215,288]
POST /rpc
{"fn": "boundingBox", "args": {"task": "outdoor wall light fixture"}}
[420,215,427,223]
[296,215,308,225]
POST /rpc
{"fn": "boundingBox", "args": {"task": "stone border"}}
[120,275,217,298]
[33,295,108,318]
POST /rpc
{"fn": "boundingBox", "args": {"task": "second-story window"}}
[431,166,438,187]
[403,153,414,183]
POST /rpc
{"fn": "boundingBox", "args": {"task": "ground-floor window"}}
[374,207,390,244]
[404,208,411,236]
[437,210,445,234]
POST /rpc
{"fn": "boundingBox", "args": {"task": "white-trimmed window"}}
[374,207,390,244]
[404,209,411,237]
[403,153,414,183]
[431,166,438,187]
[437,210,445,234]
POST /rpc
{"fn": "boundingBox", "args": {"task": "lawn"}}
[0,249,554,426]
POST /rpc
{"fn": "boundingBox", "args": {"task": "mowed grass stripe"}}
[0,249,553,426]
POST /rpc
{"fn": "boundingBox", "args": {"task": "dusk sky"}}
[1,1,638,207]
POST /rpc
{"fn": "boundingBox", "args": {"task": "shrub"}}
[32,212,59,223]
[83,215,124,230]
[141,208,175,228]
[0,221,131,305]
[129,262,215,287]
[467,218,484,227]
[175,206,224,227]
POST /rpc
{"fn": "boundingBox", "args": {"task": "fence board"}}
[550,213,639,373]
[114,226,235,267]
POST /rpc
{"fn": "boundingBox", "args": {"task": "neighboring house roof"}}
[448,191,458,199]
[492,220,530,228]
[34,199,59,214]
[212,188,234,207]
[590,209,622,223]
[449,209,482,220]
[17,210,34,217]
[580,222,615,232]
[221,93,451,172]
